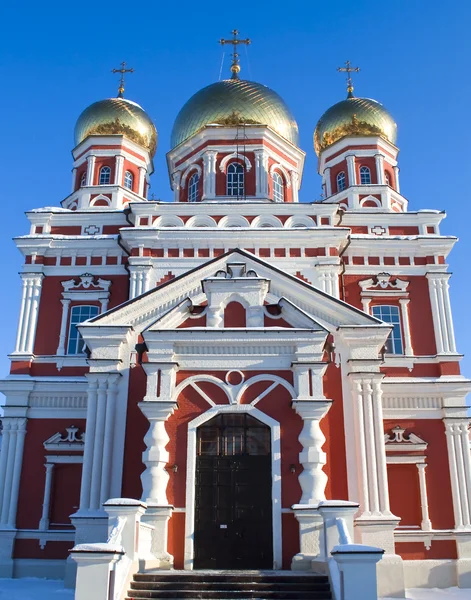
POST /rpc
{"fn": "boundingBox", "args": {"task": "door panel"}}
[194,414,273,569]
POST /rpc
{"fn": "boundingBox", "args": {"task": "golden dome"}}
[314,95,397,155]
[171,78,299,148]
[74,97,157,156]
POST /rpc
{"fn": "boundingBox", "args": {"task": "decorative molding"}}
[181,163,202,189]
[44,425,85,451]
[384,426,428,453]
[61,273,111,293]
[269,163,292,187]
[219,152,252,173]
[359,273,409,295]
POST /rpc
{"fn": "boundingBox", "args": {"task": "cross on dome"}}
[112,61,135,98]
[337,60,360,98]
[219,29,251,79]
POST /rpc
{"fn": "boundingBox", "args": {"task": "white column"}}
[99,376,119,506]
[444,420,471,529]
[114,155,124,186]
[129,265,152,299]
[56,299,71,355]
[86,155,96,186]
[71,167,78,191]
[79,378,98,511]
[427,273,457,354]
[203,151,217,199]
[171,171,181,202]
[375,153,385,184]
[39,463,55,530]
[349,375,391,516]
[0,418,27,527]
[393,166,400,192]
[416,463,432,531]
[323,167,332,197]
[399,298,413,355]
[254,149,269,198]
[290,170,299,203]
[138,166,147,197]
[89,378,108,511]
[139,401,177,505]
[346,155,356,186]
[361,297,371,313]
[14,273,44,354]
[292,400,332,504]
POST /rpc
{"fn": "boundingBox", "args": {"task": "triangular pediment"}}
[87,249,379,334]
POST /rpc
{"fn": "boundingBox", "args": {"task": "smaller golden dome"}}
[74,97,157,156]
[314,95,397,155]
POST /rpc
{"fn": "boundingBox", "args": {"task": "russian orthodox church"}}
[1,34,470,599]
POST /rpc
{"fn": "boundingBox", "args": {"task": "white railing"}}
[71,499,154,600]
[317,501,384,600]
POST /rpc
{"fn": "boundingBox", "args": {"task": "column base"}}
[0,529,16,578]
[355,515,404,598]
[291,505,323,571]
[141,505,174,569]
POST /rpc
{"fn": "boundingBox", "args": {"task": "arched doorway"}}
[194,413,273,569]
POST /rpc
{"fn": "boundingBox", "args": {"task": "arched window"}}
[336,171,346,192]
[227,163,245,197]
[80,171,87,187]
[360,166,371,185]
[67,305,100,355]
[99,166,111,185]
[188,172,199,202]
[371,305,403,354]
[384,171,391,186]
[124,170,133,190]
[272,172,284,202]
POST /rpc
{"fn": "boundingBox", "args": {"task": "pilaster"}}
[323,167,332,197]
[255,149,269,197]
[427,272,457,354]
[375,153,385,185]
[85,155,96,186]
[202,150,217,199]
[14,273,44,355]
[138,166,147,197]
[129,264,153,298]
[0,417,27,527]
[346,154,356,186]
[444,419,471,530]
[114,155,124,186]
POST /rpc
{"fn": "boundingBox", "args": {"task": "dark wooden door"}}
[194,413,273,569]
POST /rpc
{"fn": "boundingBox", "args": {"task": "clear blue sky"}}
[0,1,470,385]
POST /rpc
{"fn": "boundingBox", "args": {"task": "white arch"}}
[181,163,202,189]
[269,163,292,188]
[219,152,252,173]
[173,374,230,405]
[89,194,111,207]
[218,214,250,228]
[184,404,282,570]
[154,215,185,228]
[360,195,381,208]
[185,215,217,228]
[284,215,316,228]
[251,215,283,228]
[235,374,295,404]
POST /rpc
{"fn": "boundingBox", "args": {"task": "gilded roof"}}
[314,96,397,155]
[171,78,299,148]
[74,97,157,156]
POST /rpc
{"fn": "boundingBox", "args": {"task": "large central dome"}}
[171,78,299,148]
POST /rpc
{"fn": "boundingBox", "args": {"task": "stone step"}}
[130,581,329,591]
[126,592,329,600]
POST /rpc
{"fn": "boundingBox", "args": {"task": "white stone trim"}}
[269,163,292,187]
[444,419,471,530]
[181,163,202,190]
[14,273,44,355]
[184,404,282,570]
[219,152,252,173]
[427,273,457,354]
[0,418,27,526]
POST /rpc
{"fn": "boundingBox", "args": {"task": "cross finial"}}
[112,61,135,98]
[337,60,360,98]
[219,29,251,79]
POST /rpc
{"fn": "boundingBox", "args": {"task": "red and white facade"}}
[1,89,470,598]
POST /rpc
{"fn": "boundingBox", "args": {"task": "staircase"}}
[126,571,332,599]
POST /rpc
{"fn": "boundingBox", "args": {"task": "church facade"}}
[0,44,470,597]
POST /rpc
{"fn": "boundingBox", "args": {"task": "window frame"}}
[99,166,111,185]
[226,162,245,197]
[272,171,284,203]
[124,170,133,190]
[67,304,100,355]
[336,171,346,192]
[371,304,404,355]
[188,172,200,202]
[360,165,372,185]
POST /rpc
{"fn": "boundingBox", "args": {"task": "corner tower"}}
[167,32,304,203]
[63,65,157,211]
[315,62,404,212]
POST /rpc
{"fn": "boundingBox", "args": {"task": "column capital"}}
[292,400,332,420]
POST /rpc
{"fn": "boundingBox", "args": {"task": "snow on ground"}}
[0,578,469,599]
[0,578,74,599]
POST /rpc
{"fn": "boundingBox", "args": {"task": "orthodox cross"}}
[112,61,135,98]
[337,60,360,97]
[219,30,251,79]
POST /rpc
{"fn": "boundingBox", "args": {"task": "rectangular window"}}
[372,305,403,354]
[67,305,99,355]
